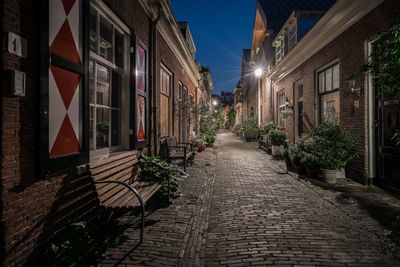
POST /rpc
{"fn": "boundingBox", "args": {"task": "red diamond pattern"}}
[51,66,80,109]
[50,20,81,64]
[62,0,77,16]
[50,115,80,158]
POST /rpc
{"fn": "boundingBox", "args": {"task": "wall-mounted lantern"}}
[348,75,362,97]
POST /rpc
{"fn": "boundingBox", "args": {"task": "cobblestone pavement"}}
[100,131,400,266]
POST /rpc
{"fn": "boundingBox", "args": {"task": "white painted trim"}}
[269,0,384,81]
[91,0,130,34]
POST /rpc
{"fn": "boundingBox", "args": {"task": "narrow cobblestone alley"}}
[101,132,400,266]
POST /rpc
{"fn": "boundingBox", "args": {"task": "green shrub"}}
[313,122,357,169]
[139,156,181,197]
[243,118,259,139]
[269,129,287,146]
[263,122,277,134]
[204,134,216,144]
[288,143,304,166]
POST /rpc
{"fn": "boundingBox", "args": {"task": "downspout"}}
[149,3,162,156]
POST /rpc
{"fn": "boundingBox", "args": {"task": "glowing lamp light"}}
[255,68,263,78]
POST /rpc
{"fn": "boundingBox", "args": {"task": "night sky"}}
[171,0,256,94]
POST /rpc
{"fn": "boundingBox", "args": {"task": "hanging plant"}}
[364,22,400,99]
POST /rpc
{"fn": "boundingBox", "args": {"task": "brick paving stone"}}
[100,131,400,266]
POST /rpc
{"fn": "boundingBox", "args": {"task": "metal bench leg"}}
[94,180,145,244]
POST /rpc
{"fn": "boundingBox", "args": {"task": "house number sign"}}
[8,32,28,58]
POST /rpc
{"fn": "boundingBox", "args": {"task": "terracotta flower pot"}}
[321,169,337,184]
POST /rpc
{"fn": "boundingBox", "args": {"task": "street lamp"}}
[213,100,218,106]
[254,68,263,126]
[255,68,263,78]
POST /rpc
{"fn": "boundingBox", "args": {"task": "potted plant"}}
[192,138,205,152]
[204,134,216,147]
[283,148,293,171]
[269,129,287,156]
[300,152,320,178]
[288,142,306,175]
[300,137,321,178]
[263,122,277,153]
[313,123,357,184]
[243,118,258,142]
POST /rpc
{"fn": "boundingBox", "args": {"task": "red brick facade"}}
[1,0,202,265]
[272,0,397,182]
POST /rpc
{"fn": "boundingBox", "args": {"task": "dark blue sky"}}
[171,0,256,94]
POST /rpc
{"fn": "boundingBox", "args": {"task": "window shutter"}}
[40,0,89,176]
[131,36,149,149]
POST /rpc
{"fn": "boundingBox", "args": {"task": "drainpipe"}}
[149,2,162,156]
[269,78,274,122]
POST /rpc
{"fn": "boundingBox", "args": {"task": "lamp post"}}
[255,68,263,127]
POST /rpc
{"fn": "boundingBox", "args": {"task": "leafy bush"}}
[288,142,304,166]
[191,138,204,147]
[204,134,216,144]
[139,156,181,197]
[300,137,321,169]
[263,122,277,134]
[243,118,259,139]
[269,129,287,146]
[28,210,121,266]
[313,122,357,169]
[364,22,400,100]
[226,109,236,128]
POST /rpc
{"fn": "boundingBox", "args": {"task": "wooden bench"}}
[90,151,166,244]
[159,137,193,172]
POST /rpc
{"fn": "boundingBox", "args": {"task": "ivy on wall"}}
[364,22,400,99]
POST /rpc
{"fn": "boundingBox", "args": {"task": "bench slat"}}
[91,155,137,176]
[90,151,137,169]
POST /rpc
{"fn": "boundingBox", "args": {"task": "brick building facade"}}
[1,0,210,265]
[242,0,400,189]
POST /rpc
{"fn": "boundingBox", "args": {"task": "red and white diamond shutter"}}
[49,0,82,158]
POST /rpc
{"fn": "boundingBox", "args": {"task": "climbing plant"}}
[364,22,400,99]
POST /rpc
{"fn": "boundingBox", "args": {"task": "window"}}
[318,63,340,122]
[318,63,339,93]
[278,91,286,127]
[288,24,297,50]
[89,5,128,156]
[275,34,285,63]
[160,66,172,137]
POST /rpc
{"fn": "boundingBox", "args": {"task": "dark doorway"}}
[376,96,400,192]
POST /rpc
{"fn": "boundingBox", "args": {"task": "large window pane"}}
[111,110,122,146]
[325,68,333,91]
[100,16,113,62]
[115,30,124,68]
[96,108,109,149]
[90,7,98,53]
[333,64,340,89]
[96,64,110,106]
[112,71,122,108]
[160,94,169,137]
[318,72,325,93]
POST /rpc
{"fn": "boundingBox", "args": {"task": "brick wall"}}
[272,0,397,182]
[1,1,101,265]
[1,0,199,265]
[157,31,197,143]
